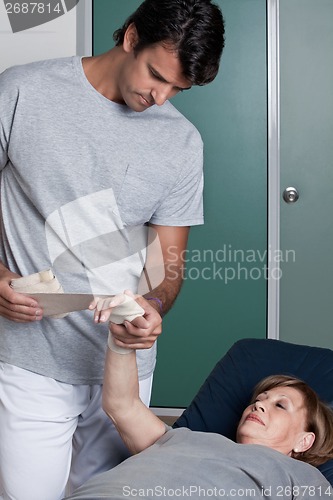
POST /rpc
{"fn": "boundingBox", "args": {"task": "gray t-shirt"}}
[0,57,203,384]
[64,428,332,499]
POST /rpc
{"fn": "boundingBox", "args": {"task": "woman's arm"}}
[102,301,166,454]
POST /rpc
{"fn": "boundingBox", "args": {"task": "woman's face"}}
[236,386,310,456]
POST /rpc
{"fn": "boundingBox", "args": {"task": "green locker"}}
[93,0,268,407]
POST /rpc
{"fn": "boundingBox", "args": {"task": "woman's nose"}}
[253,401,265,412]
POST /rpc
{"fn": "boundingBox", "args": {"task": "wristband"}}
[146,297,163,314]
[107,332,133,355]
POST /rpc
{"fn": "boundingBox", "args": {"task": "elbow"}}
[101,391,117,421]
[102,391,130,424]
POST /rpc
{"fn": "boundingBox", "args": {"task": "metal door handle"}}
[283,187,299,204]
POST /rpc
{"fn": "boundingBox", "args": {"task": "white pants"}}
[0,362,152,500]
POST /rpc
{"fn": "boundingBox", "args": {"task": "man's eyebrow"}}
[148,64,192,91]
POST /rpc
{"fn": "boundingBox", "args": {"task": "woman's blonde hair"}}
[252,374,333,466]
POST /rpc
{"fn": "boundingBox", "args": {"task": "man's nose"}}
[151,85,172,106]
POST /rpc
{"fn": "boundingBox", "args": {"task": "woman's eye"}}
[276,402,285,409]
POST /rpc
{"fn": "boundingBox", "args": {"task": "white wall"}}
[0,0,92,73]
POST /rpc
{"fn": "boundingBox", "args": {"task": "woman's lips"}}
[245,414,265,426]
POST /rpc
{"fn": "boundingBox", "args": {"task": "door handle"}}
[283,187,299,204]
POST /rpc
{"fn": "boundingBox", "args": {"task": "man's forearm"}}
[138,224,188,316]
[0,261,10,277]
[143,263,184,316]
[0,261,18,282]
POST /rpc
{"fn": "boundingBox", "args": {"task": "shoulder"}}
[147,101,203,150]
[253,445,332,489]
[0,57,76,90]
[164,101,202,141]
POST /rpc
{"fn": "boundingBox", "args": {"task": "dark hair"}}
[113,0,225,86]
[252,375,333,467]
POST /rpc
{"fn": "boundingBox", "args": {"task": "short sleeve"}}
[150,147,204,227]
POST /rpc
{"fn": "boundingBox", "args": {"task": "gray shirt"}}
[0,57,203,384]
[64,428,332,499]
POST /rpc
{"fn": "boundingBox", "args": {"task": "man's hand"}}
[90,291,162,349]
[0,266,42,322]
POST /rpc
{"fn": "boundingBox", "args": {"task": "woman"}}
[237,374,333,467]
[65,293,333,499]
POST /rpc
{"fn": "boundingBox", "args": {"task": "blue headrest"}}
[174,338,333,485]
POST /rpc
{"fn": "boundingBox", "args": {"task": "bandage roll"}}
[10,269,68,319]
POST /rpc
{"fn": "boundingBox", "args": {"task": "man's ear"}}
[294,432,316,453]
[123,23,139,53]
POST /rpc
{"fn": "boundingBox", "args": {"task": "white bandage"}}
[104,294,144,355]
[107,332,133,354]
[10,269,68,319]
[104,293,145,324]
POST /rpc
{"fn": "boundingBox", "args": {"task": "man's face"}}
[236,386,309,456]
[117,38,192,112]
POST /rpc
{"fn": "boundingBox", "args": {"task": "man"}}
[0,1,225,498]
